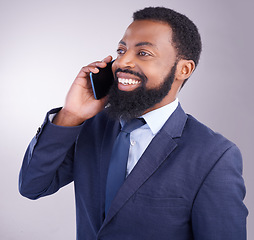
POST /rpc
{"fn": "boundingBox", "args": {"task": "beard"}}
[106,62,177,121]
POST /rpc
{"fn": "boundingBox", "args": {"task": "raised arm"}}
[19,56,113,199]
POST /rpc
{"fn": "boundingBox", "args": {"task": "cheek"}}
[144,63,171,88]
[112,62,117,78]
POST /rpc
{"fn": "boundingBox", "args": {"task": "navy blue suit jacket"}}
[19,104,248,239]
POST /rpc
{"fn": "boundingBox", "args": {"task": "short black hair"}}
[133,7,202,72]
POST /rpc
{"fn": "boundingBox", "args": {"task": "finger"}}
[77,56,113,77]
[86,56,113,69]
[92,56,113,69]
[87,61,107,69]
[102,55,113,63]
[77,66,99,78]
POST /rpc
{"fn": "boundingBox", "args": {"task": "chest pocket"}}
[133,192,186,208]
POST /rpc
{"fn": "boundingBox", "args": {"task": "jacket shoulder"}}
[183,114,237,157]
[187,114,234,144]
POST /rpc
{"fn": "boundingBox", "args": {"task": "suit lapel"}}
[101,104,188,227]
[99,117,121,215]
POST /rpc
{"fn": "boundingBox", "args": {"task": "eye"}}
[116,48,125,55]
[138,51,151,57]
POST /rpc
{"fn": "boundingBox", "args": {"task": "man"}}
[19,7,248,240]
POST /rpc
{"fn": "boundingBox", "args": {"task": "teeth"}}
[118,78,141,85]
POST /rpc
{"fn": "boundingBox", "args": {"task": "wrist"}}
[52,108,86,127]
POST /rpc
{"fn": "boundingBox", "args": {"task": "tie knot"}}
[121,118,145,133]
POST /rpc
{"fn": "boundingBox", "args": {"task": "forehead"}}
[121,20,173,46]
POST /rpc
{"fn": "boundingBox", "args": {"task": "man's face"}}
[108,20,178,120]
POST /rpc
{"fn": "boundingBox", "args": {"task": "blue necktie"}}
[105,118,145,215]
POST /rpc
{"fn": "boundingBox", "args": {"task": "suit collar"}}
[161,103,188,138]
[142,98,179,135]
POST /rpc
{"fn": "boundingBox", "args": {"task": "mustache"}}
[114,68,147,82]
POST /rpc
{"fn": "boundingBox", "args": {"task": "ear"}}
[175,59,195,83]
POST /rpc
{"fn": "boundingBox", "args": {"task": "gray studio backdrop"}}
[0,0,253,239]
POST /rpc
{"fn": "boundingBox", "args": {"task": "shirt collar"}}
[142,98,179,135]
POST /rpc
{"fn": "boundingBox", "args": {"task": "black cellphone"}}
[90,61,114,100]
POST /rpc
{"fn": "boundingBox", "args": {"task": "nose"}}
[116,51,135,69]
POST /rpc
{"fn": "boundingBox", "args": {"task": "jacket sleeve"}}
[19,108,84,200]
[191,144,248,240]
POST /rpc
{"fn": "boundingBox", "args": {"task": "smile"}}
[118,78,141,85]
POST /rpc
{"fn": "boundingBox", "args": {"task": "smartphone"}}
[90,61,114,100]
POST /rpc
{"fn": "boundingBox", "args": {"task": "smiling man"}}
[19,7,248,240]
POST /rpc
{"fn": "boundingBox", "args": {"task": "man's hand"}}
[53,55,113,126]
